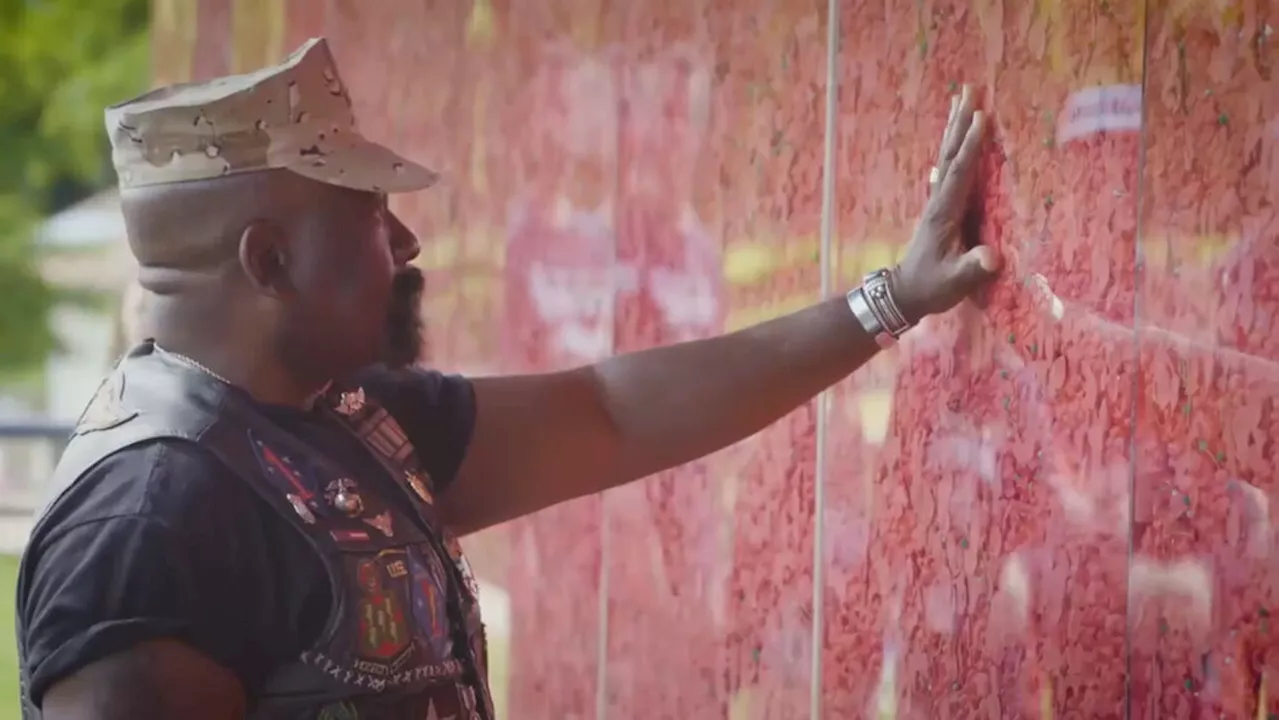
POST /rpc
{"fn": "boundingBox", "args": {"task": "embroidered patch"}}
[299,649,463,692]
[74,373,135,435]
[249,433,315,500]
[331,401,415,469]
[385,558,409,578]
[331,529,370,544]
[362,408,413,466]
[248,432,325,525]
[354,558,412,662]
[406,546,453,657]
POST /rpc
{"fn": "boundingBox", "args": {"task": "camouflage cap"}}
[104,37,437,193]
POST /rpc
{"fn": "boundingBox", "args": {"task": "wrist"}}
[847,268,917,346]
[887,265,925,326]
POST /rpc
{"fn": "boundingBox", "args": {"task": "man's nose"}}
[389,213,421,266]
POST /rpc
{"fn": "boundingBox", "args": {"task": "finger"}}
[937,95,960,165]
[939,110,986,201]
[931,93,965,191]
[940,85,976,168]
[949,244,1001,292]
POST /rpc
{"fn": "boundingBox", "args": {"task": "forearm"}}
[593,295,877,483]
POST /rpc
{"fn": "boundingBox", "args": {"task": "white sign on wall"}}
[1057,84,1143,144]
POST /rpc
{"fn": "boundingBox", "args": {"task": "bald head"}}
[120,169,426,386]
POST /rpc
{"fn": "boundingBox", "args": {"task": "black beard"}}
[382,266,425,369]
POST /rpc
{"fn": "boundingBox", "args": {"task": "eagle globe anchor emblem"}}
[325,477,364,517]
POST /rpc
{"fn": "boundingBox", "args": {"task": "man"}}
[16,38,998,720]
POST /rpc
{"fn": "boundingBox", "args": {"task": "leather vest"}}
[20,343,495,720]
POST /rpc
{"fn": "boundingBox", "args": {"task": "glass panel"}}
[822,1,1145,716]
[201,1,1280,716]
[603,1,827,717]
[492,2,624,716]
[1130,1,1278,716]
[320,2,617,716]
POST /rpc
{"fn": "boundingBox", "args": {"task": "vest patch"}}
[74,374,136,435]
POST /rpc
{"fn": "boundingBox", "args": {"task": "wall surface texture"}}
[153,0,1278,716]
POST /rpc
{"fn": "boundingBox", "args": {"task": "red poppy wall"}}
[162,0,1278,716]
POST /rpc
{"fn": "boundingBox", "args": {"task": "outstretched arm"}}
[439,86,1000,534]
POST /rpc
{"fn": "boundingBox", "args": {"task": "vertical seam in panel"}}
[597,500,611,720]
[230,0,285,73]
[1124,0,1153,717]
[596,39,624,720]
[151,0,197,86]
[811,0,841,717]
[265,0,286,63]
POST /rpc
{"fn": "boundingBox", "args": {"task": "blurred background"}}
[0,0,1276,718]
[0,0,150,708]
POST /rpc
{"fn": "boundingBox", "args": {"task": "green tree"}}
[0,0,149,373]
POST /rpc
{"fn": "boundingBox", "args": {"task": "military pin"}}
[458,554,481,600]
[363,511,394,538]
[445,534,464,561]
[325,477,364,516]
[334,387,366,416]
[461,687,478,713]
[405,470,433,505]
[287,493,316,524]
[446,535,481,598]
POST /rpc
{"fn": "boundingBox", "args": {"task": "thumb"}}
[949,244,1001,292]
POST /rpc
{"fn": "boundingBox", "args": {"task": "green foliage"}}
[0,553,20,718]
[0,0,149,374]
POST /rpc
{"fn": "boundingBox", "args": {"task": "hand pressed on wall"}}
[891,84,1002,324]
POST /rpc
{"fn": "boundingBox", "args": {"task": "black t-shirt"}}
[17,366,476,707]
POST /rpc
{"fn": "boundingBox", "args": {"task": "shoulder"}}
[26,437,278,595]
[36,438,260,542]
[26,438,286,621]
[20,439,319,705]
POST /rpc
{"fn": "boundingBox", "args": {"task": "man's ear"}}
[237,220,292,295]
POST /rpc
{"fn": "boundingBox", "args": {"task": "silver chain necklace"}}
[156,345,333,409]
[156,345,232,385]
